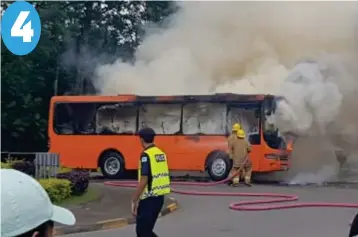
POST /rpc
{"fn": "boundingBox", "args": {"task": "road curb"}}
[54,197,179,236]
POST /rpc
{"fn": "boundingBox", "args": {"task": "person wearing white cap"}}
[1,169,76,237]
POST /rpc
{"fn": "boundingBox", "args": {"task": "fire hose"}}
[104,156,358,211]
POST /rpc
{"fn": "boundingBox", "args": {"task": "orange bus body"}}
[48,94,289,178]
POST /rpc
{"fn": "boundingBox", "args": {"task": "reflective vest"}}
[138,146,171,200]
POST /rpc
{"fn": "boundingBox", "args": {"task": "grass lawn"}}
[58,187,100,206]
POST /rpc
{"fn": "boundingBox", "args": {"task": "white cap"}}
[1,169,76,237]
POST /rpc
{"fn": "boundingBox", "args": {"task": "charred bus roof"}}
[51,93,274,104]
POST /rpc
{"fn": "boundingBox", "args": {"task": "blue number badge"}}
[1,1,41,56]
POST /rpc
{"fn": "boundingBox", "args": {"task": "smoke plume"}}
[94,1,358,183]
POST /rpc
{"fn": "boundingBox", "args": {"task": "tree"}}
[1,1,178,152]
[143,1,178,25]
[1,1,70,151]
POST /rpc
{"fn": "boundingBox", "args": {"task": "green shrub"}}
[1,159,35,176]
[1,159,23,169]
[1,160,72,176]
[57,169,90,196]
[58,166,72,174]
[38,178,72,203]
[1,162,12,169]
[11,160,35,176]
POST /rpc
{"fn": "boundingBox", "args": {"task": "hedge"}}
[1,160,35,176]
[1,160,90,203]
[1,162,12,169]
[38,178,72,203]
[57,169,90,196]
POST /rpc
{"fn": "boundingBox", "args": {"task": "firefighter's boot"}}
[232,175,240,187]
[244,176,252,187]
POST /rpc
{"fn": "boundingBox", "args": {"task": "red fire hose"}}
[104,171,358,211]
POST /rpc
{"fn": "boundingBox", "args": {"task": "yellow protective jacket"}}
[227,134,251,168]
[138,146,171,200]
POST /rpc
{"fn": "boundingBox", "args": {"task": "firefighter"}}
[237,129,253,186]
[228,128,252,187]
[227,123,241,185]
[131,127,171,237]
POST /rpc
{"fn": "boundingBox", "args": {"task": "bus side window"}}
[53,103,74,135]
[182,103,226,135]
[54,103,97,135]
[138,104,181,135]
[96,103,137,135]
[72,103,96,134]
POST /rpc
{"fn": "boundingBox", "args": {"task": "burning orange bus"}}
[48,93,290,180]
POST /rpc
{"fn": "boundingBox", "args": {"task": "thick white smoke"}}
[94,1,358,183]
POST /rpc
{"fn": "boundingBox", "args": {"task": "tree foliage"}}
[1,1,176,152]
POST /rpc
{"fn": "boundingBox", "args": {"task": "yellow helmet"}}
[236,129,246,138]
[232,123,241,131]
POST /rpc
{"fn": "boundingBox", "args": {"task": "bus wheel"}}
[100,151,125,179]
[206,151,231,181]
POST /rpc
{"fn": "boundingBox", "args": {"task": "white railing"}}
[1,152,60,179]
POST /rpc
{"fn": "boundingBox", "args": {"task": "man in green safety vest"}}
[131,127,171,237]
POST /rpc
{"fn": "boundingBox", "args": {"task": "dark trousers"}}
[136,195,164,237]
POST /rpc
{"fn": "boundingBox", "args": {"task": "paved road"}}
[57,183,133,226]
[63,184,358,237]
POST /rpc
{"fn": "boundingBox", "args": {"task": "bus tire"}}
[100,151,126,179]
[206,151,231,181]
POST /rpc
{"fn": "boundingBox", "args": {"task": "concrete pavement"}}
[62,184,358,237]
[55,183,177,235]
[60,183,132,226]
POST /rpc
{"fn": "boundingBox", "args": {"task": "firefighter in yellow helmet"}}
[227,127,252,186]
[232,123,241,132]
[227,123,241,185]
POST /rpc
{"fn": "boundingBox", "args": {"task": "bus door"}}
[260,96,289,171]
[227,102,263,171]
